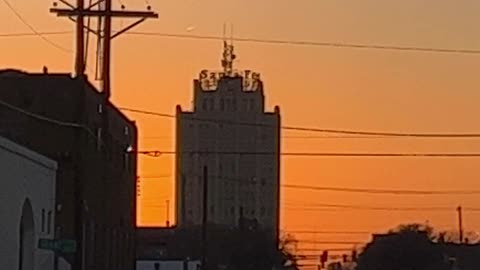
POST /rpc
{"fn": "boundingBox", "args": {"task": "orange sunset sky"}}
[3,0,480,251]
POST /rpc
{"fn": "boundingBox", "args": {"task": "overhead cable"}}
[2,0,71,53]
[126,31,480,55]
[134,150,480,158]
[119,107,480,138]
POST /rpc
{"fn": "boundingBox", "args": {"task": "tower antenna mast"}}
[221,23,236,77]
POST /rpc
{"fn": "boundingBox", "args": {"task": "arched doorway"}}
[19,198,35,270]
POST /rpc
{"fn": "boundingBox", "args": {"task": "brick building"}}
[0,69,138,270]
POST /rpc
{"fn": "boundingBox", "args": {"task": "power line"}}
[3,29,480,56]
[120,107,175,118]
[120,107,480,138]
[180,173,480,197]
[0,31,71,38]
[0,98,96,139]
[296,240,363,245]
[283,184,480,195]
[283,203,480,212]
[134,150,480,158]
[141,135,474,140]
[1,0,71,53]
[285,230,370,235]
[126,31,480,55]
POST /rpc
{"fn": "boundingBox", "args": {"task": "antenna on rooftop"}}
[221,23,236,77]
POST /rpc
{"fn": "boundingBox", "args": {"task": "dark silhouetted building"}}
[175,43,281,240]
[0,69,137,270]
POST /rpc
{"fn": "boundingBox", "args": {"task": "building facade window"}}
[96,128,102,150]
[41,209,45,232]
[47,211,52,234]
[202,99,208,111]
[228,99,234,111]
[208,98,215,111]
[261,207,266,216]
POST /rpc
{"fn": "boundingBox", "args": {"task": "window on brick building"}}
[202,99,208,111]
[220,98,225,111]
[249,99,254,111]
[41,209,45,232]
[96,128,102,150]
[261,177,266,186]
[47,211,52,234]
[209,98,214,110]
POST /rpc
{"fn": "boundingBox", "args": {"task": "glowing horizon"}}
[3,0,480,250]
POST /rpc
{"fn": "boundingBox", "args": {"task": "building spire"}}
[221,23,236,77]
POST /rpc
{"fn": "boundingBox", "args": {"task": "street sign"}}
[38,239,77,253]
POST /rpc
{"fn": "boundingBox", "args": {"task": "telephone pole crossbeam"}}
[50,8,158,18]
[49,0,158,98]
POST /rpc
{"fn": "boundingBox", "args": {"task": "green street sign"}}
[38,239,77,253]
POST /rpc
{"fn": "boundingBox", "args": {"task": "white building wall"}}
[0,136,57,270]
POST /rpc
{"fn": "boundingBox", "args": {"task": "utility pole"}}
[53,226,62,270]
[201,166,209,270]
[457,205,464,243]
[76,0,85,76]
[49,3,157,270]
[50,0,158,98]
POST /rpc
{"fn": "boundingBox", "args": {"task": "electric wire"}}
[133,150,480,158]
[285,230,370,235]
[3,29,480,55]
[282,184,480,195]
[180,173,480,196]
[126,31,480,55]
[0,31,71,38]
[0,98,97,139]
[1,0,71,53]
[141,135,468,140]
[119,107,480,138]
[283,203,480,212]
